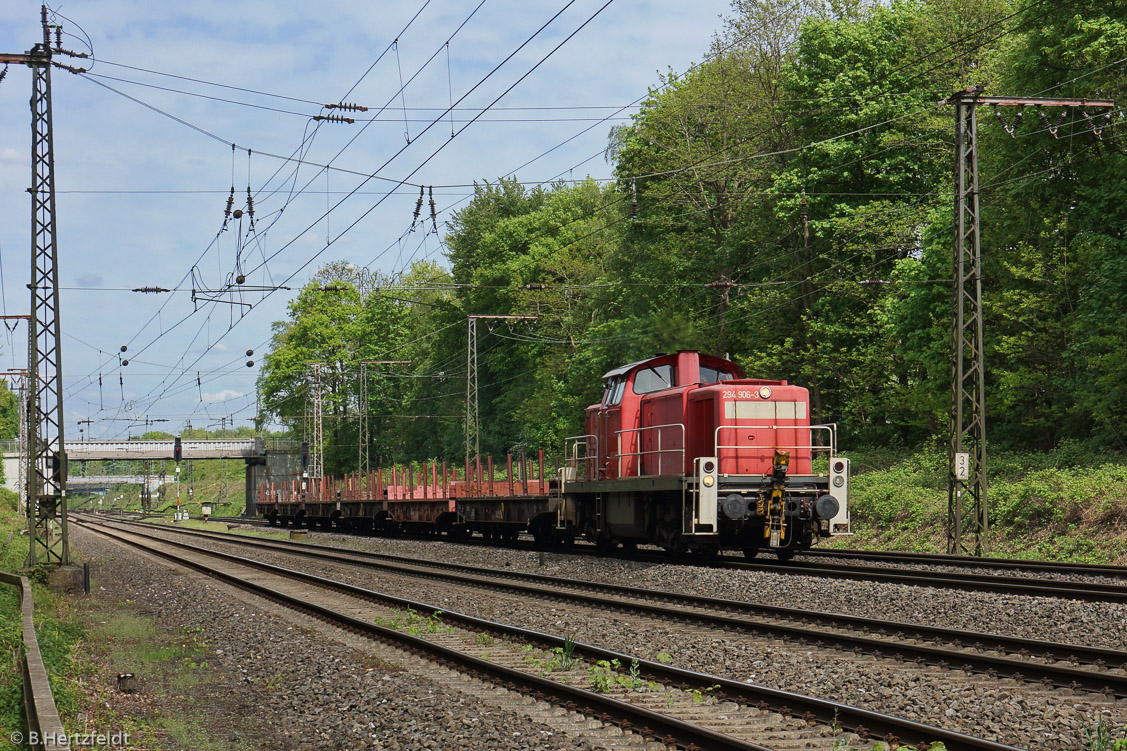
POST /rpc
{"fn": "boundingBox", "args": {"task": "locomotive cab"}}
[561,351,850,559]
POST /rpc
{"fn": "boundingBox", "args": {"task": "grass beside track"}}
[826,444,1127,564]
[0,491,83,744]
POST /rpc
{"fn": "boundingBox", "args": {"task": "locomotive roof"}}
[600,352,737,380]
[601,359,650,380]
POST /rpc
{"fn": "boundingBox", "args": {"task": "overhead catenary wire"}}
[80,0,602,436]
[61,0,467,416]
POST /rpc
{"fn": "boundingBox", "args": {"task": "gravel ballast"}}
[183,523,1127,750]
[73,526,596,751]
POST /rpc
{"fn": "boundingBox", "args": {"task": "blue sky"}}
[0,0,731,439]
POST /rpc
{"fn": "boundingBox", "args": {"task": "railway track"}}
[800,547,1127,578]
[74,516,1024,751]
[85,516,1127,701]
[714,555,1127,603]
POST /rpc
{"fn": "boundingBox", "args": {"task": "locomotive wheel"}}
[532,526,558,550]
[774,548,796,562]
[663,536,688,556]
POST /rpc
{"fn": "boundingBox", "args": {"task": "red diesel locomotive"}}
[555,350,850,558]
[256,350,850,558]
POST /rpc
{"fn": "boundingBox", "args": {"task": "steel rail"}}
[800,547,1127,577]
[0,571,68,751]
[714,556,1127,603]
[74,518,1023,751]
[83,516,1127,698]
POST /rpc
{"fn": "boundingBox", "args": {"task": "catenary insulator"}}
[412,186,424,225]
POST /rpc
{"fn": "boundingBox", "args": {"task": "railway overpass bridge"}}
[67,475,168,488]
[1,438,298,513]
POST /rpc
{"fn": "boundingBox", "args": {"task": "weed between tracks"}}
[1083,715,1127,751]
[375,606,453,636]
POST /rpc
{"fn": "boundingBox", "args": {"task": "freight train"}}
[255,351,851,559]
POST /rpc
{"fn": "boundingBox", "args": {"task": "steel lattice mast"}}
[0,8,72,567]
[465,316,535,471]
[307,363,325,482]
[465,318,480,471]
[948,88,987,557]
[358,360,409,482]
[945,86,1114,556]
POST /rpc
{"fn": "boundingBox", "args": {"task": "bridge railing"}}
[2,438,298,456]
[65,439,264,459]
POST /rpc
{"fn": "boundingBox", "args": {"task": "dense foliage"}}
[260,0,1127,474]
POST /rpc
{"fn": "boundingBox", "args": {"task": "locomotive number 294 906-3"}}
[721,390,756,399]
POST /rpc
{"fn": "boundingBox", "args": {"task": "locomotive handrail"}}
[563,434,600,480]
[714,423,837,459]
[0,570,68,751]
[614,423,685,478]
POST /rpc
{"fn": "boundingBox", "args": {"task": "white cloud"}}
[0,147,26,165]
[201,389,243,403]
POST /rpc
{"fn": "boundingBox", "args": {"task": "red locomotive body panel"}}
[693,381,813,476]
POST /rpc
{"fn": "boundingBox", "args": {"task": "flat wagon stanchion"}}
[0,570,67,750]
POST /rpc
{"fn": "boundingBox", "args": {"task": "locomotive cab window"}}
[699,365,733,384]
[604,376,626,406]
[632,364,675,394]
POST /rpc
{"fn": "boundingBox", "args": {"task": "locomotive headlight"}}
[702,475,715,488]
[759,386,772,399]
[833,476,844,487]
